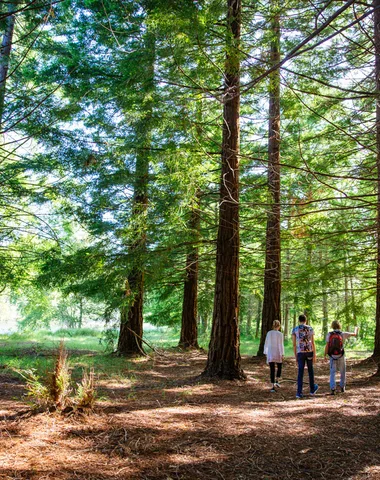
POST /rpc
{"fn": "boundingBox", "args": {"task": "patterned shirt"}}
[292,324,314,353]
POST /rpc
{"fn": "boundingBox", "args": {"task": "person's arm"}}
[292,334,297,363]
[342,328,359,340]
[347,327,359,338]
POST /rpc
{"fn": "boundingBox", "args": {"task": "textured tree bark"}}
[303,243,313,322]
[293,295,298,329]
[283,239,291,339]
[320,251,328,339]
[117,148,149,356]
[284,299,289,340]
[0,1,16,128]
[202,0,244,379]
[118,273,145,355]
[374,0,380,358]
[257,3,281,356]
[117,31,154,356]
[179,194,200,349]
[255,295,262,339]
[246,295,253,335]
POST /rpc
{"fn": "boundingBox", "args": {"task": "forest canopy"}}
[1,0,380,377]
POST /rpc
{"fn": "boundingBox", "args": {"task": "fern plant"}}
[75,368,96,410]
[15,368,51,408]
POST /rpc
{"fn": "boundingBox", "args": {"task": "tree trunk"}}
[320,251,328,339]
[350,276,357,327]
[117,151,149,355]
[255,295,262,339]
[258,3,281,356]
[117,31,154,356]
[78,296,83,329]
[344,253,350,331]
[304,244,313,322]
[283,240,291,339]
[0,0,16,128]
[179,193,200,349]
[284,299,289,340]
[201,312,208,334]
[293,295,298,329]
[118,274,145,355]
[374,0,380,358]
[202,0,244,380]
[246,295,253,335]
[322,289,328,339]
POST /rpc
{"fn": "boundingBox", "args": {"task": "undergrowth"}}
[14,342,96,413]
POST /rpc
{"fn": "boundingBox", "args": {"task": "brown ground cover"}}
[0,353,379,480]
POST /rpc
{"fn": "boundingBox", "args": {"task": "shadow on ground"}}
[0,354,379,479]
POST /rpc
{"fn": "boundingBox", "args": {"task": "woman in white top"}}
[264,320,285,392]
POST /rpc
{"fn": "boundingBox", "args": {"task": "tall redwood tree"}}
[374,0,380,358]
[258,1,282,356]
[202,0,245,380]
[179,193,201,349]
[0,0,17,128]
[117,30,154,356]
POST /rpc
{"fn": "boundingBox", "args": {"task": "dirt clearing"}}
[0,354,379,480]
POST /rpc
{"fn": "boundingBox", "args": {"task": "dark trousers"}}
[297,352,315,395]
[269,362,282,384]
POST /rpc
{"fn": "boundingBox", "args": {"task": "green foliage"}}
[15,368,51,408]
[0,0,379,356]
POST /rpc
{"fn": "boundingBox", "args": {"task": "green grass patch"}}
[0,327,373,383]
[0,329,102,353]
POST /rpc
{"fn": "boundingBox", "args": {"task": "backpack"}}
[328,331,344,357]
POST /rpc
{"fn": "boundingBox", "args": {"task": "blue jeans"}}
[330,355,346,390]
[297,352,316,395]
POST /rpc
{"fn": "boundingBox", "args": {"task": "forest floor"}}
[0,351,379,480]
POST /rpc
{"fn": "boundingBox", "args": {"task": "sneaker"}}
[331,389,336,395]
[270,388,276,393]
[275,382,281,388]
[296,393,303,399]
[310,384,319,395]
[340,386,345,393]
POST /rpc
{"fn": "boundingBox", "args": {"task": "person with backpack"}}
[264,320,284,393]
[292,314,319,399]
[324,320,358,395]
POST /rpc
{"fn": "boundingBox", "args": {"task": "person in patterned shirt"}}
[292,314,319,399]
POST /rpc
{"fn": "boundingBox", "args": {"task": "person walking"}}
[292,314,318,398]
[264,320,284,392]
[324,321,358,395]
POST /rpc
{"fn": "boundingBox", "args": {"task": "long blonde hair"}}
[273,320,281,330]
